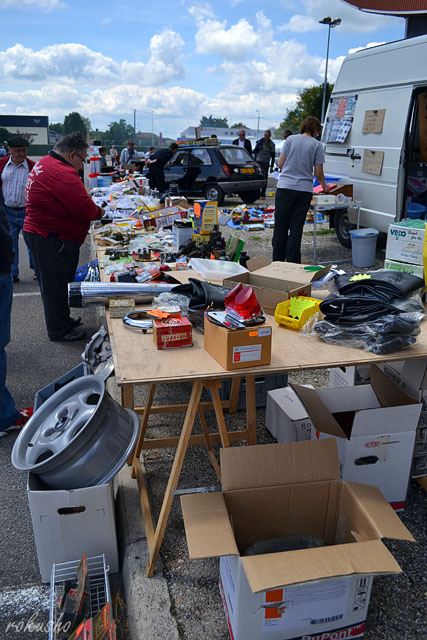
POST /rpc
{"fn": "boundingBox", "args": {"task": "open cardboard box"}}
[292,365,422,510]
[181,439,414,640]
[223,257,329,315]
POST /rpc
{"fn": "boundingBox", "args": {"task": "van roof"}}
[333,34,427,94]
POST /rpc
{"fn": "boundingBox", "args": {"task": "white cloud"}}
[293,0,401,34]
[0,31,185,85]
[193,17,259,60]
[348,41,385,54]
[101,17,111,24]
[279,15,321,33]
[0,0,66,10]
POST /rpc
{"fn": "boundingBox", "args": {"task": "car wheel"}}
[239,190,260,205]
[335,209,355,248]
[204,184,224,205]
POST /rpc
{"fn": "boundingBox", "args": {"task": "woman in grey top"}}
[272,116,329,263]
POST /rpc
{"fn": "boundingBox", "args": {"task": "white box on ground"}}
[378,359,427,401]
[265,386,313,442]
[28,474,119,582]
[181,439,414,640]
[329,365,371,388]
[293,366,422,510]
[384,258,424,279]
[385,219,426,265]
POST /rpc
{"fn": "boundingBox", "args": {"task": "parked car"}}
[148,143,266,205]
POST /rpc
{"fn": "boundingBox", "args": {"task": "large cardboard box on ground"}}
[292,366,422,510]
[28,474,119,582]
[181,440,414,640]
[385,218,426,265]
[384,257,424,279]
[328,365,371,388]
[378,358,427,401]
[265,386,313,442]
[204,316,272,370]
[223,257,328,315]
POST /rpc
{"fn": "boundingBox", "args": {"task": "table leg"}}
[130,383,156,475]
[205,380,230,448]
[245,374,257,445]
[228,376,241,414]
[198,406,221,481]
[146,380,204,577]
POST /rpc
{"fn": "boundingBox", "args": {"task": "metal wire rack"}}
[48,554,110,640]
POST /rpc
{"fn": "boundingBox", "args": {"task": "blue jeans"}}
[4,206,35,277]
[0,272,20,428]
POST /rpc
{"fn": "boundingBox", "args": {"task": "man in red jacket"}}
[0,136,36,283]
[23,132,104,342]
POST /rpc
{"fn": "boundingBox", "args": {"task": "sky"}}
[0,0,405,139]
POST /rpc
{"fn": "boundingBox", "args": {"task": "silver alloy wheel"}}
[11,375,139,489]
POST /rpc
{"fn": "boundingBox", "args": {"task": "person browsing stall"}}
[272,116,329,263]
[253,130,275,197]
[147,143,179,194]
[120,139,139,166]
[232,129,252,154]
[23,132,104,342]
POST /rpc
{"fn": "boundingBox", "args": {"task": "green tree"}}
[200,115,229,128]
[230,122,247,128]
[0,127,10,143]
[105,119,135,144]
[278,83,334,134]
[49,122,64,135]
[63,112,87,136]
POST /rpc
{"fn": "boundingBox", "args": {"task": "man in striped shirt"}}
[0,136,36,283]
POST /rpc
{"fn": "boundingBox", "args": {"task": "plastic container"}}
[274,296,322,331]
[407,202,426,219]
[350,228,379,268]
[97,175,112,187]
[189,258,248,281]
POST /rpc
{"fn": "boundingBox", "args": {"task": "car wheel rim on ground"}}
[11,374,140,489]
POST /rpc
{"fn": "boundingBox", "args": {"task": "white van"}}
[322,34,427,247]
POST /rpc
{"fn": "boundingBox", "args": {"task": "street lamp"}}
[319,16,341,125]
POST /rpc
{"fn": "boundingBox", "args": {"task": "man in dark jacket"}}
[0,194,33,436]
[232,129,252,154]
[253,130,275,197]
[147,143,179,194]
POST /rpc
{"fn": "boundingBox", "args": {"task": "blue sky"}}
[0,0,404,137]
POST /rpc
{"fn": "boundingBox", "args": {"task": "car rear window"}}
[219,147,254,165]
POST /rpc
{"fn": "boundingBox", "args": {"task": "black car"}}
[152,143,266,205]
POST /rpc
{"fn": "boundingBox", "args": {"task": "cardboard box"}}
[265,386,313,442]
[109,298,135,318]
[385,219,426,265]
[312,194,337,204]
[153,317,192,350]
[142,206,187,230]
[328,182,353,198]
[193,200,218,234]
[378,358,427,401]
[28,474,119,582]
[292,366,422,510]
[181,439,414,640]
[329,365,371,388]
[223,257,328,316]
[172,221,193,251]
[204,317,272,370]
[384,257,424,279]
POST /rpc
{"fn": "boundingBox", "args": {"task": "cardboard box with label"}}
[181,439,414,640]
[329,365,371,388]
[385,219,426,266]
[28,474,119,582]
[384,257,424,279]
[292,366,422,510]
[223,257,328,316]
[265,386,313,442]
[378,358,427,401]
[204,317,272,370]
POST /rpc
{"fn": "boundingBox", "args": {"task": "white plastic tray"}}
[189,258,248,282]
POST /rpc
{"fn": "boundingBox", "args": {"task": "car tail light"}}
[222,164,231,176]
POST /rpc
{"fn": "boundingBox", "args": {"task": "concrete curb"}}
[107,377,179,640]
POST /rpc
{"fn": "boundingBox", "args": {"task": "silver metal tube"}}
[68,282,177,307]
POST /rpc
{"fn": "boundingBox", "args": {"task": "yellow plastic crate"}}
[274,296,322,331]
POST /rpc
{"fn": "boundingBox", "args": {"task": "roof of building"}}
[342,0,427,14]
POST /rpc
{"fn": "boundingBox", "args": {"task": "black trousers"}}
[149,164,167,193]
[272,188,312,263]
[259,162,269,196]
[23,231,80,339]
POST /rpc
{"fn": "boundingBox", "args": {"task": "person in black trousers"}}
[147,143,179,194]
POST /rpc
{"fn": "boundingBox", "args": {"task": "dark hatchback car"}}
[154,143,266,205]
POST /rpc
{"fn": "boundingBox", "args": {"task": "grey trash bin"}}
[350,228,379,268]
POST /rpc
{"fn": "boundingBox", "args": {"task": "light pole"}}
[256,109,260,139]
[319,16,341,125]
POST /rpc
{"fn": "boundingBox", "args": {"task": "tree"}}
[199,115,229,128]
[49,122,64,135]
[0,127,10,143]
[230,122,247,128]
[105,119,135,145]
[277,83,334,134]
[63,112,88,137]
